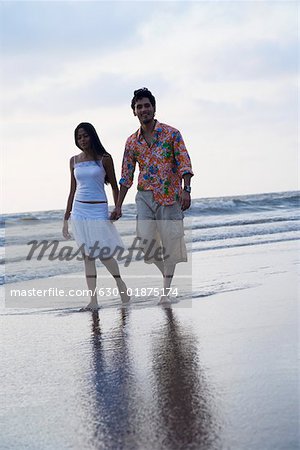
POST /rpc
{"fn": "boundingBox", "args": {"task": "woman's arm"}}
[62,158,76,238]
[103,155,119,206]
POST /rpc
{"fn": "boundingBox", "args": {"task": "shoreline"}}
[1,239,298,449]
[2,239,297,311]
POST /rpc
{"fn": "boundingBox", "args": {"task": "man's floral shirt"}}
[120,121,193,205]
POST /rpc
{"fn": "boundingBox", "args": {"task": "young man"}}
[111,88,193,304]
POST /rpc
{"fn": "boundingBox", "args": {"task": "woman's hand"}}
[62,220,71,239]
[110,206,122,221]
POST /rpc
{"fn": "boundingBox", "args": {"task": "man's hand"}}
[110,206,122,221]
[62,220,71,239]
[180,190,191,211]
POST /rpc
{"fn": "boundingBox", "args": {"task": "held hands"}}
[62,220,72,239]
[110,206,122,221]
[180,190,191,211]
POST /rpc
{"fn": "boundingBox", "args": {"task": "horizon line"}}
[2,189,299,216]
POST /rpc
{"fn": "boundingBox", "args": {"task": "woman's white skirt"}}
[71,201,124,258]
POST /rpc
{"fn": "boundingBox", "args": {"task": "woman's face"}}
[77,127,91,152]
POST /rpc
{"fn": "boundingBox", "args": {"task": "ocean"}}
[2,190,299,286]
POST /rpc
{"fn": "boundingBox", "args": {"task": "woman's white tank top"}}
[73,156,107,202]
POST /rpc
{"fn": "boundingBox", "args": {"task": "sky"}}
[1,0,298,214]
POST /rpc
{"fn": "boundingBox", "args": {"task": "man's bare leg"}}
[152,260,165,276]
[159,263,176,305]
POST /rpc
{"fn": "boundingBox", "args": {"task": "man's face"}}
[134,97,155,124]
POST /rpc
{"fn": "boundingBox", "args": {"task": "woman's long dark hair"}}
[74,122,110,184]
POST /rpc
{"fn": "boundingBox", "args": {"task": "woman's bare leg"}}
[100,257,130,303]
[81,255,99,310]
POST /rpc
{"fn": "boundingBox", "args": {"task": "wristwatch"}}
[183,186,191,193]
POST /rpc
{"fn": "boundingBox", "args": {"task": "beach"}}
[1,238,298,450]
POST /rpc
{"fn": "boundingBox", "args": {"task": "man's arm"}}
[110,138,136,220]
[183,173,192,188]
[173,131,194,179]
[110,185,129,220]
[173,131,193,211]
[180,173,192,211]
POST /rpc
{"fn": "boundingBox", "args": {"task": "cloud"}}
[3,2,296,99]
[1,2,153,55]
[2,1,298,212]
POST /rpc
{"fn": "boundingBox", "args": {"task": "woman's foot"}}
[116,278,131,304]
[79,301,100,312]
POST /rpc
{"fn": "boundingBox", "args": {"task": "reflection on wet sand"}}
[152,308,220,449]
[88,309,133,450]
[86,308,220,450]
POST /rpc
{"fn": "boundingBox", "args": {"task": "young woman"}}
[63,122,130,311]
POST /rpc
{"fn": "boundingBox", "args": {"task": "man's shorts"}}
[135,191,188,265]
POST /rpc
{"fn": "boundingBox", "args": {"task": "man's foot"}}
[116,279,131,304]
[158,295,172,306]
[79,302,100,312]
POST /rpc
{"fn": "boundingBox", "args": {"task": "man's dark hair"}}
[131,87,156,111]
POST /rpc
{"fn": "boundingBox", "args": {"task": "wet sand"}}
[1,241,298,449]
